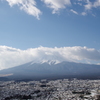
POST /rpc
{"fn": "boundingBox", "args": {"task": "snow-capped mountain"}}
[30,60,60,65]
[0,61,100,80]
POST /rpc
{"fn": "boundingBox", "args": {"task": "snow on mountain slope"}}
[30,60,60,65]
[0,61,100,80]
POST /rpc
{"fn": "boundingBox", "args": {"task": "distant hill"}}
[0,61,100,80]
[0,77,9,81]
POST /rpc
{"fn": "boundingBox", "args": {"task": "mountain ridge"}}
[0,61,100,80]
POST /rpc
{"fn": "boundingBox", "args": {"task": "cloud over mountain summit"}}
[0,46,100,70]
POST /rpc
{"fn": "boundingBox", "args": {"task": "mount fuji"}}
[0,60,100,81]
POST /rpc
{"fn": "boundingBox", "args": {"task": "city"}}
[0,79,100,100]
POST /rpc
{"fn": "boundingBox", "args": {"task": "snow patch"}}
[30,60,60,65]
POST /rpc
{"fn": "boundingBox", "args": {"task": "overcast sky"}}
[0,0,100,69]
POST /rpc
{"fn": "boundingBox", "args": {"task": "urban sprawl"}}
[0,79,100,100]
